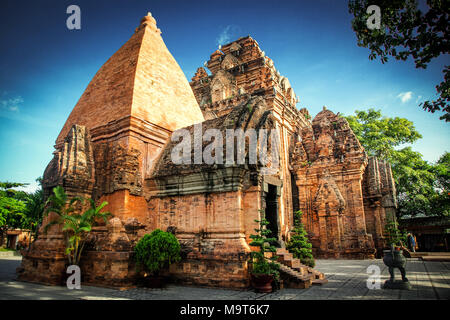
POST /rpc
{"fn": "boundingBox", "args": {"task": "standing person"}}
[409,233,416,252]
[406,233,413,251]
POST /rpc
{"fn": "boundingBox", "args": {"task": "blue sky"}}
[0,0,449,192]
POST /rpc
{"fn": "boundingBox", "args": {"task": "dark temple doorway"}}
[265,184,280,247]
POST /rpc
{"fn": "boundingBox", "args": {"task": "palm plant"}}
[43,186,81,231]
[44,186,110,265]
[63,198,110,265]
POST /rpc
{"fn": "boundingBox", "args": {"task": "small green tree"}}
[134,229,181,276]
[286,210,315,268]
[384,221,407,248]
[44,186,111,265]
[249,217,279,281]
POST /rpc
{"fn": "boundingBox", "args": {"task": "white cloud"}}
[415,95,423,103]
[397,91,413,103]
[0,96,23,112]
[216,25,241,47]
[13,181,41,194]
[0,95,56,128]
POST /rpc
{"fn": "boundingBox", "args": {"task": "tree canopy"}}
[0,182,27,231]
[0,179,45,243]
[349,0,449,121]
[345,109,449,217]
[345,109,422,159]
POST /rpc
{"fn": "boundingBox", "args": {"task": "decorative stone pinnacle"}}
[136,11,161,34]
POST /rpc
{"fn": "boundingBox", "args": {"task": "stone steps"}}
[277,263,313,289]
[420,256,450,262]
[0,251,21,257]
[410,252,450,257]
[311,278,328,286]
[275,248,327,288]
[276,248,310,276]
[408,252,450,261]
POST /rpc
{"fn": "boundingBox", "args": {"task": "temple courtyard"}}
[1,256,448,300]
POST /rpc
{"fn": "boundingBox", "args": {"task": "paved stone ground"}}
[1,257,449,300]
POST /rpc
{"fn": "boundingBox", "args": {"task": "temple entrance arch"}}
[263,181,281,247]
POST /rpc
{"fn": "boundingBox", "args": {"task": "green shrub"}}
[384,221,407,247]
[134,229,181,275]
[249,217,280,280]
[286,210,315,268]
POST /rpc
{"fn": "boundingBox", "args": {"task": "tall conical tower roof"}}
[56,12,204,144]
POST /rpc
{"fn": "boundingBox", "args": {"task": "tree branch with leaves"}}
[345,109,449,217]
[349,0,449,121]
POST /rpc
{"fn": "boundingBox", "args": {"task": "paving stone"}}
[2,258,449,300]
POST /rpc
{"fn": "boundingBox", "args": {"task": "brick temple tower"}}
[18,12,205,286]
[188,37,397,259]
[189,37,311,246]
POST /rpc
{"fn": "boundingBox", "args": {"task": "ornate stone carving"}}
[229,42,242,53]
[210,70,237,103]
[362,156,398,255]
[42,124,95,198]
[313,174,346,216]
[221,53,240,70]
[94,143,143,197]
[191,67,208,82]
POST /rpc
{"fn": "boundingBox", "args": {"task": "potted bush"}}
[286,210,315,267]
[134,229,181,288]
[384,221,407,251]
[249,218,280,293]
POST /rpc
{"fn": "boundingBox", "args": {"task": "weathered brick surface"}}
[362,157,397,257]
[19,13,204,287]
[291,108,395,258]
[57,13,203,145]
